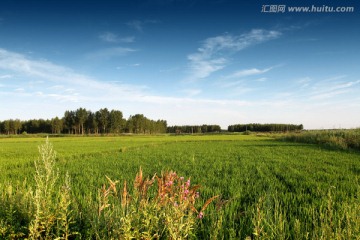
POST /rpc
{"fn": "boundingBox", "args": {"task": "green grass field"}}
[1,134,359,239]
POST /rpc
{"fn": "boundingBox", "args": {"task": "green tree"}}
[0,121,4,134]
[125,116,134,133]
[155,120,167,133]
[86,111,98,134]
[12,119,22,134]
[109,110,125,133]
[51,117,63,134]
[130,114,146,133]
[76,108,88,135]
[4,120,11,135]
[96,108,110,134]
[63,111,76,134]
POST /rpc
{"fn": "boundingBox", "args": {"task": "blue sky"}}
[0,0,359,129]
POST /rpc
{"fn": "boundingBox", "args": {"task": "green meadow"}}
[1,134,359,239]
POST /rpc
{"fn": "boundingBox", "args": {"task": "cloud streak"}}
[99,32,135,43]
[215,66,274,91]
[186,29,281,81]
[86,47,137,60]
[0,48,143,103]
[227,67,273,79]
[126,19,158,32]
[0,74,13,79]
[310,79,360,100]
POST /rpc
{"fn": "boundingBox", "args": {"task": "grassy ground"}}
[0,134,359,239]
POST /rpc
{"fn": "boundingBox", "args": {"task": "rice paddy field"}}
[1,134,359,239]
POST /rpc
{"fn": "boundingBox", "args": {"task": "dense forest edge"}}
[0,107,305,135]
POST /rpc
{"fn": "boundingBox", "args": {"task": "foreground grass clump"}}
[29,138,75,239]
[94,169,218,239]
[0,138,217,239]
[279,129,360,151]
[0,138,77,239]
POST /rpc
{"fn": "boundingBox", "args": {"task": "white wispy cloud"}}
[226,67,273,79]
[44,93,80,102]
[14,87,25,92]
[129,63,141,67]
[0,74,13,79]
[311,89,351,100]
[126,19,158,32]
[256,77,267,82]
[181,89,202,97]
[296,77,312,88]
[216,66,273,90]
[0,48,143,104]
[127,20,143,32]
[48,85,64,90]
[219,80,244,88]
[187,56,226,79]
[279,75,359,102]
[320,75,347,82]
[99,32,135,43]
[0,49,65,80]
[86,47,137,60]
[187,29,281,81]
[159,67,179,73]
[116,63,141,70]
[310,79,360,100]
[230,86,254,96]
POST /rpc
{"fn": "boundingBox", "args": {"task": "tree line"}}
[228,123,303,132]
[0,110,305,135]
[0,108,167,135]
[167,125,221,134]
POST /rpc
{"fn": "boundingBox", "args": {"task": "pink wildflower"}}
[198,211,204,219]
[180,176,184,181]
[165,180,173,187]
[186,179,190,187]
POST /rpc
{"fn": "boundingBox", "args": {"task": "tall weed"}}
[279,129,360,151]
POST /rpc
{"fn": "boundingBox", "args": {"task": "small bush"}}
[243,130,252,135]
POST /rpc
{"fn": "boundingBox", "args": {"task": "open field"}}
[1,135,360,239]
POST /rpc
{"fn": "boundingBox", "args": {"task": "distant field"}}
[1,134,359,239]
